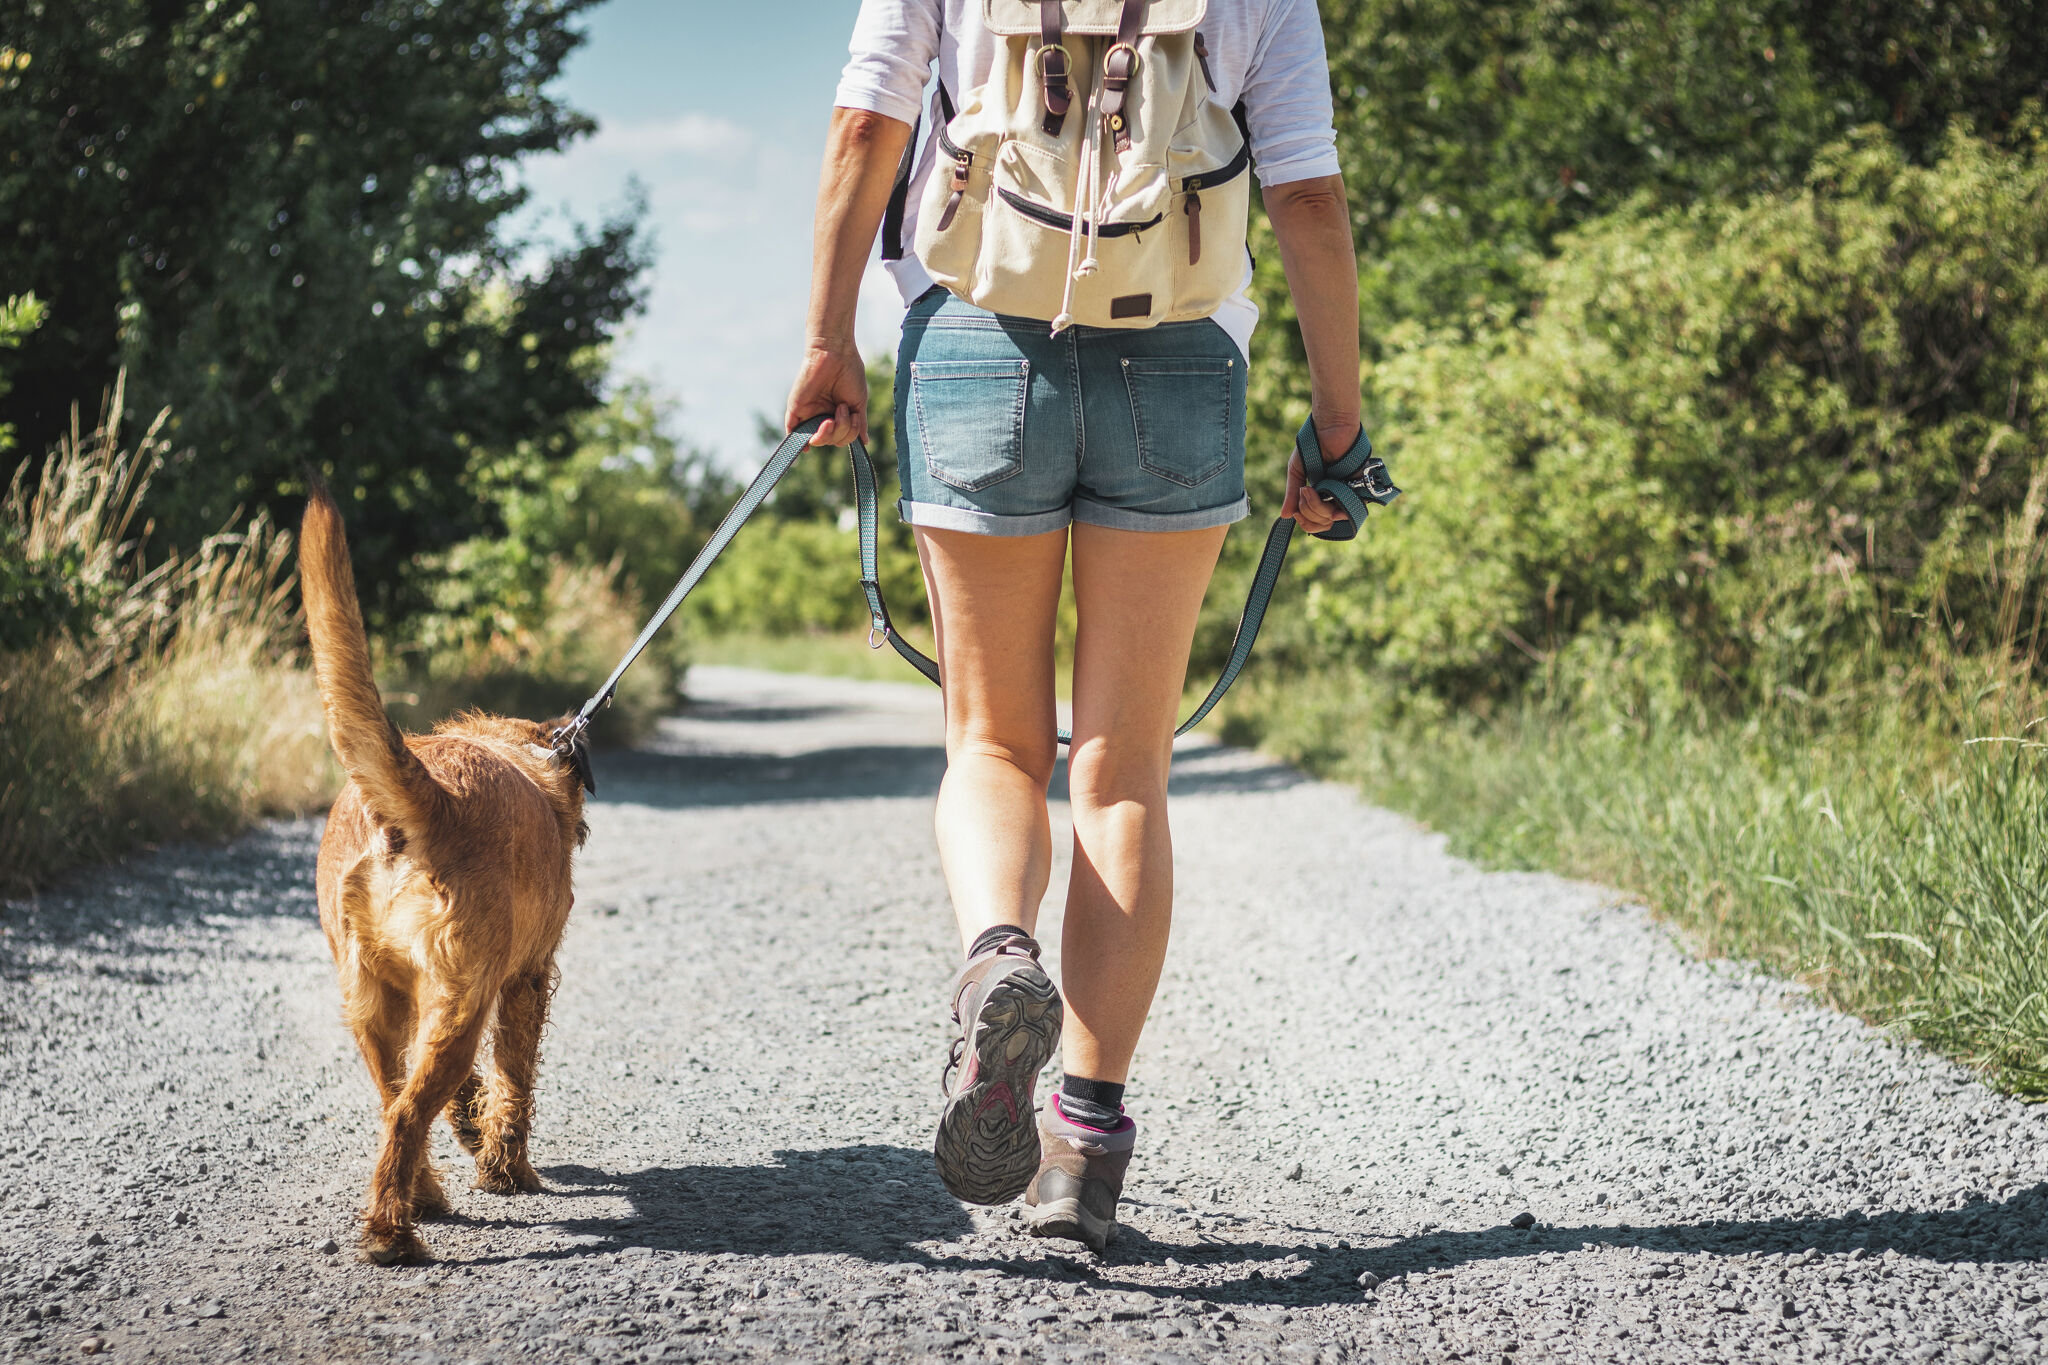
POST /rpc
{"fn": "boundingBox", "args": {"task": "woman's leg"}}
[913,524,1070,951]
[1060,520,1230,1084]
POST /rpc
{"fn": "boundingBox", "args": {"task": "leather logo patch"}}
[1109,293,1152,319]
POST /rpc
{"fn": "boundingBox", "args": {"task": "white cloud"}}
[512,109,909,467]
[578,113,752,160]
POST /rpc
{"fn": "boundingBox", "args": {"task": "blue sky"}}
[515,0,909,464]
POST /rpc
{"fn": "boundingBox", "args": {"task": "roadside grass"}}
[382,559,678,747]
[0,393,336,895]
[688,628,940,686]
[1218,670,2048,1098]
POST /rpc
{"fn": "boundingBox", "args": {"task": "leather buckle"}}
[1036,42,1072,78]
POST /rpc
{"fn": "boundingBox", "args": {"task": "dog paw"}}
[446,1079,487,1156]
[411,1178,453,1220]
[474,1157,544,1195]
[359,1228,431,1266]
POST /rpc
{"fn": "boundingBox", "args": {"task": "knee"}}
[951,728,1060,793]
[1066,739,1169,821]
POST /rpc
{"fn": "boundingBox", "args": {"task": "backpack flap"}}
[981,0,1206,36]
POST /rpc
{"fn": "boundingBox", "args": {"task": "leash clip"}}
[547,713,598,795]
[1345,456,1401,506]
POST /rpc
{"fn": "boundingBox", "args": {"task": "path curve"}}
[4,665,2046,1364]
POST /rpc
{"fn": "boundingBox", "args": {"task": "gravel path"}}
[5,664,2048,1364]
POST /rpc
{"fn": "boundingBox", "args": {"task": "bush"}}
[1273,123,2048,720]
[0,386,335,895]
[386,556,677,747]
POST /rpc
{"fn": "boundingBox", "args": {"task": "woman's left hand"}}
[1283,415,1360,536]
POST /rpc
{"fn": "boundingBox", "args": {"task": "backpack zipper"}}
[1179,138,1251,266]
[935,124,974,232]
[998,187,1164,238]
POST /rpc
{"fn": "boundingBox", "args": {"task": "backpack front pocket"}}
[910,359,1032,492]
[1123,355,1235,487]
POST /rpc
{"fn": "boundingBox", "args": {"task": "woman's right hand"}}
[784,340,870,448]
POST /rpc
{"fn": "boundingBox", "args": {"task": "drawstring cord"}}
[1051,87,1104,336]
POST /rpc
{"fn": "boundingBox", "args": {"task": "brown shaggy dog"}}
[300,482,590,1266]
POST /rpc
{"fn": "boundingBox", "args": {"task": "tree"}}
[0,0,646,623]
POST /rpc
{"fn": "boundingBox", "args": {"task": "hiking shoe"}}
[934,933,1062,1205]
[1022,1093,1136,1253]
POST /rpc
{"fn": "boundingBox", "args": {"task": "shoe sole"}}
[1023,1195,1117,1253]
[934,965,1062,1205]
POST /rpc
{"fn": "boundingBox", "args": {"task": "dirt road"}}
[5,666,2046,1363]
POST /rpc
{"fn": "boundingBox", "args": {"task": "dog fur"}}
[300,482,588,1266]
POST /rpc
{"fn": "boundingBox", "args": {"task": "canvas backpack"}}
[881,0,1252,335]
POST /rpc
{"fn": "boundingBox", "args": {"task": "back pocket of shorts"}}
[1123,356,1233,487]
[910,359,1030,492]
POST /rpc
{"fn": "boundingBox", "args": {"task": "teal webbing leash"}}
[550,413,1398,776]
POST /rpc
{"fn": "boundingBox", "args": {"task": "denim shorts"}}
[894,287,1250,535]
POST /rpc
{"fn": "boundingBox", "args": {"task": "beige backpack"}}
[884,0,1251,334]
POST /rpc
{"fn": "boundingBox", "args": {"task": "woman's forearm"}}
[806,107,914,349]
[1263,174,1361,436]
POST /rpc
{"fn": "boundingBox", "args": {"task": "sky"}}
[514,0,909,466]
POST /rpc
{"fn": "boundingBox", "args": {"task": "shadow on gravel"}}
[447,1150,2048,1312]
[1165,759,1309,797]
[0,819,321,965]
[593,743,1307,811]
[593,746,949,809]
[1352,1184,2048,1277]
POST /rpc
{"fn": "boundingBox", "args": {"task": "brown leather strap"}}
[1039,0,1070,136]
[1100,0,1147,154]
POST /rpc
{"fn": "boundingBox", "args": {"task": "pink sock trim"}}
[1052,1092,1134,1135]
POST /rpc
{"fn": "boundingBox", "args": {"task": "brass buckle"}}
[1036,41,1072,78]
[1104,41,1140,78]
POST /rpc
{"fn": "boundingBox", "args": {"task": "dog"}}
[300,480,590,1265]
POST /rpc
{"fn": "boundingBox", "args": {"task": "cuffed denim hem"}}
[898,498,1073,537]
[1071,494,1251,533]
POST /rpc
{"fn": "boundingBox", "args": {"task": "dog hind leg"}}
[361,988,491,1265]
[474,969,552,1195]
[446,1073,488,1156]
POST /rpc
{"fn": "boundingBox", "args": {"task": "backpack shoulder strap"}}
[881,83,957,263]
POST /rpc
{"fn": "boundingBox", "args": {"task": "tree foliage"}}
[0,0,646,622]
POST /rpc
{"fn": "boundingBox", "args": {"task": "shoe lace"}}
[940,1035,967,1096]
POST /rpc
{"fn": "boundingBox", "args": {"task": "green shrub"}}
[1274,123,2048,719]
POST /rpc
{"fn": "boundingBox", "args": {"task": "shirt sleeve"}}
[1241,0,1343,187]
[834,0,941,125]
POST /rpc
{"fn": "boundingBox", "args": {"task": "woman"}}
[787,0,1357,1252]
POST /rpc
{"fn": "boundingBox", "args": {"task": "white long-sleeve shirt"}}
[834,0,1342,357]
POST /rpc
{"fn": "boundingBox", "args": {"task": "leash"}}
[549,413,1397,784]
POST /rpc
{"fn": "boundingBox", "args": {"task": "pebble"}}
[315,1238,339,1255]
[1510,1211,1536,1230]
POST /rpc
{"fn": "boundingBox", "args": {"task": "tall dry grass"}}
[0,381,336,895]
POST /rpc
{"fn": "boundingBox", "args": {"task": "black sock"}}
[966,924,1033,960]
[1060,1076,1125,1130]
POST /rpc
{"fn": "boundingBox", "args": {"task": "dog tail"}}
[299,476,441,834]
